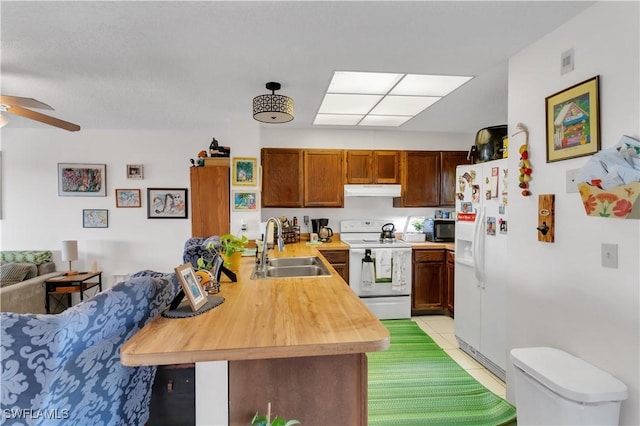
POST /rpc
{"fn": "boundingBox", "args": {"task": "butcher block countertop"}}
[120,241,389,367]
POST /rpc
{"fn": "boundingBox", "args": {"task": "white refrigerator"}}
[454,158,508,381]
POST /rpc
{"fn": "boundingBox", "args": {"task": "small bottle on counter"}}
[293,216,298,226]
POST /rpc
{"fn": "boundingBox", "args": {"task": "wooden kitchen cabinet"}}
[411,249,446,315]
[446,250,455,316]
[319,249,349,284]
[303,149,344,207]
[261,148,343,208]
[261,148,304,208]
[345,150,400,184]
[394,151,441,207]
[440,151,471,206]
[190,162,230,237]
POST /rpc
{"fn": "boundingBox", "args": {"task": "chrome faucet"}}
[258,217,285,272]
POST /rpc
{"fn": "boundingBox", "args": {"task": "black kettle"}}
[380,223,396,240]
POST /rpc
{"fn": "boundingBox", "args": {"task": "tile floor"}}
[412,315,507,398]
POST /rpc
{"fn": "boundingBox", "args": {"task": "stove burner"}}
[379,237,396,243]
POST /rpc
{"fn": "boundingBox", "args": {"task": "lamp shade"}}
[61,240,78,262]
[253,82,294,123]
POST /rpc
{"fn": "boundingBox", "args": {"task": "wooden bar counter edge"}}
[120,239,389,426]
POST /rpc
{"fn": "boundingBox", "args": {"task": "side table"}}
[45,271,103,314]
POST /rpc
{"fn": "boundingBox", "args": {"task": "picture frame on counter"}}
[232,157,257,186]
[115,188,141,208]
[83,209,108,228]
[545,75,600,163]
[232,190,259,211]
[58,163,107,197]
[175,263,208,311]
[147,188,188,219]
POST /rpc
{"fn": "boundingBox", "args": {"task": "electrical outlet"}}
[566,169,581,193]
[601,243,618,268]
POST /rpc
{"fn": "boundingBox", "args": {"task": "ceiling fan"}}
[0,95,80,131]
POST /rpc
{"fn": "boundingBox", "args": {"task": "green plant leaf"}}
[251,413,267,425]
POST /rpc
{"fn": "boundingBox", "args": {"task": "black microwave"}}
[424,218,455,242]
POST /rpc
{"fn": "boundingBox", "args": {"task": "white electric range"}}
[340,220,412,320]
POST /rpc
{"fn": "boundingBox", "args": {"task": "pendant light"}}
[252,82,294,123]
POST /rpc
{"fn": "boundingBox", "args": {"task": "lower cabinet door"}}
[148,364,195,426]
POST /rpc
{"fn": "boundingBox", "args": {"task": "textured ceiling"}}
[1,1,594,133]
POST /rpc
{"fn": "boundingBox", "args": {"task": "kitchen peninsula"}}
[121,241,389,426]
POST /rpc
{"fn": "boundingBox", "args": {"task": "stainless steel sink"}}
[267,256,323,267]
[250,259,331,280]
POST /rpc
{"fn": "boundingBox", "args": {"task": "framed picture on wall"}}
[232,190,259,211]
[232,157,257,186]
[126,164,144,179]
[147,188,188,218]
[546,75,600,162]
[58,163,107,196]
[115,188,141,208]
[83,209,108,228]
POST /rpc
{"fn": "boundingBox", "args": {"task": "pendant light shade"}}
[253,82,294,123]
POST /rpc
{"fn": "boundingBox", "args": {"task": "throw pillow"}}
[0,262,36,287]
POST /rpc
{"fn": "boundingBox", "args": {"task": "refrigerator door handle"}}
[472,206,486,288]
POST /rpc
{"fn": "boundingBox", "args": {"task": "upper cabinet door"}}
[345,150,400,184]
[261,148,304,208]
[304,149,344,207]
[373,151,400,184]
[401,151,441,207]
[345,151,372,184]
[440,151,471,206]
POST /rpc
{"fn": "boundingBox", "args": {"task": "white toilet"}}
[511,347,628,425]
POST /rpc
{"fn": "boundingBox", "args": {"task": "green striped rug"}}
[368,319,516,426]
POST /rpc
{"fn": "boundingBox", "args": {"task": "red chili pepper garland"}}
[514,123,532,197]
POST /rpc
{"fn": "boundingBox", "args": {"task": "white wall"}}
[0,120,261,287]
[506,2,639,424]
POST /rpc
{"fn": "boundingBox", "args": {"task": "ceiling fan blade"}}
[6,104,80,132]
[0,95,54,110]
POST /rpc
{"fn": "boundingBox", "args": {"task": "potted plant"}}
[195,234,248,272]
[251,403,299,426]
[219,233,248,271]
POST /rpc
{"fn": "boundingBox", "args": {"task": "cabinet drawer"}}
[446,251,455,263]
[320,249,348,264]
[413,249,445,262]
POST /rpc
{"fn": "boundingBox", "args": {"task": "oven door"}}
[348,248,411,297]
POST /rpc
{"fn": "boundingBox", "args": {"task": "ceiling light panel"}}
[390,74,473,96]
[327,71,404,95]
[318,93,383,114]
[370,95,441,116]
[359,115,413,127]
[313,114,363,126]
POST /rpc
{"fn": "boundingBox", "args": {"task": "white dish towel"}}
[374,249,393,281]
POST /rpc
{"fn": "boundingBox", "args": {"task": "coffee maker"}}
[311,218,329,234]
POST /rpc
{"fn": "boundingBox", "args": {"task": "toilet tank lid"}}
[510,347,628,403]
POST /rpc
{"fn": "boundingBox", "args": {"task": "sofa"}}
[0,251,64,314]
[0,271,180,425]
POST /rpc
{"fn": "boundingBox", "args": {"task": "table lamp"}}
[61,240,79,276]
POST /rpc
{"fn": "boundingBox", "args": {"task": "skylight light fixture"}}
[314,71,473,127]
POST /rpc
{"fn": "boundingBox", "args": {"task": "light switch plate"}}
[566,169,581,193]
[601,243,618,268]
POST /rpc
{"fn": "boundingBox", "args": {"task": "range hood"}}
[344,184,401,197]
